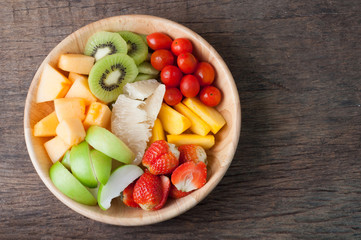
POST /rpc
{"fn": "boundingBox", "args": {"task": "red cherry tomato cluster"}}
[147,32,222,107]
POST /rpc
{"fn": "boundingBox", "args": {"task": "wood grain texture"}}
[1,0,361,239]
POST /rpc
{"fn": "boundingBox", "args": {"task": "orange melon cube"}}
[33,112,59,137]
[58,54,95,75]
[56,118,86,146]
[150,118,165,144]
[44,136,71,163]
[36,64,72,103]
[68,72,87,83]
[54,98,86,122]
[65,77,97,105]
[83,102,112,130]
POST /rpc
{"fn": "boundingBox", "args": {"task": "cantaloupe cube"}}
[183,98,226,134]
[65,77,97,105]
[174,102,211,136]
[44,136,71,163]
[56,118,86,146]
[167,134,215,149]
[83,102,111,130]
[68,72,87,83]
[158,103,191,135]
[150,118,165,144]
[33,112,59,137]
[54,98,86,122]
[58,54,95,75]
[36,64,72,103]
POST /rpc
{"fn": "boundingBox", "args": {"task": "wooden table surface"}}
[1,0,360,239]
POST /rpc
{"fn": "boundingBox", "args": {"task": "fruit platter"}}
[24,15,241,225]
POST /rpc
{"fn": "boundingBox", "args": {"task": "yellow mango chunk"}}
[150,118,165,144]
[183,98,226,134]
[54,98,86,122]
[44,136,71,163]
[174,102,211,136]
[167,134,215,149]
[58,54,95,75]
[36,64,72,103]
[56,118,86,146]
[83,102,111,130]
[158,103,191,135]
[34,112,59,137]
[68,72,87,83]
[65,77,97,105]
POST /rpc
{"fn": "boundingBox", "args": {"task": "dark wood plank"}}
[0,0,360,239]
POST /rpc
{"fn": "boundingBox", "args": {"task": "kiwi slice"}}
[84,31,127,61]
[118,31,148,65]
[134,73,159,82]
[88,53,138,103]
[137,61,159,75]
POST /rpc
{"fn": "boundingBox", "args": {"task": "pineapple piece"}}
[68,72,87,83]
[65,77,97,105]
[183,98,226,134]
[167,134,215,149]
[58,54,95,75]
[56,118,86,146]
[33,112,59,137]
[36,64,72,103]
[174,102,211,136]
[150,118,165,144]
[83,102,112,130]
[54,98,86,122]
[44,136,71,163]
[158,103,191,135]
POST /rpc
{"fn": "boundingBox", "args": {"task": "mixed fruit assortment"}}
[33,29,226,211]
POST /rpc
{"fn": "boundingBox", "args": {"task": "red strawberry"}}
[169,183,192,199]
[133,172,163,210]
[153,175,170,210]
[171,161,207,192]
[142,140,180,175]
[178,144,207,165]
[122,181,140,208]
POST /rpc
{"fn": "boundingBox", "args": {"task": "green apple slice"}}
[90,149,112,185]
[49,161,97,205]
[61,150,71,170]
[97,164,143,210]
[70,141,98,188]
[85,126,134,164]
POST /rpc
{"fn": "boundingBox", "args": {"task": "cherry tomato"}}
[164,88,183,106]
[194,62,215,86]
[180,75,200,98]
[151,49,175,71]
[199,86,222,107]
[177,52,198,74]
[171,38,193,56]
[160,65,183,87]
[146,32,173,50]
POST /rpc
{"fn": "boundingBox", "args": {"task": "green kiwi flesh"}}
[88,53,138,103]
[84,31,127,61]
[137,61,159,75]
[118,31,148,65]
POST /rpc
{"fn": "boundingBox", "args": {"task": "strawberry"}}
[122,181,140,208]
[178,144,207,165]
[171,161,207,192]
[169,183,192,199]
[142,140,180,175]
[153,175,170,210]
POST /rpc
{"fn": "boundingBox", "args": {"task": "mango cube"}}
[167,134,215,149]
[158,103,191,135]
[65,77,97,105]
[174,102,211,136]
[58,54,95,75]
[56,118,86,146]
[150,118,165,144]
[54,98,86,122]
[83,102,112,130]
[68,72,87,83]
[44,136,71,163]
[36,64,72,103]
[183,98,226,134]
[33,112,59,137]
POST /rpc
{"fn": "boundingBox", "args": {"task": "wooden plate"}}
[24,15,241,226]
